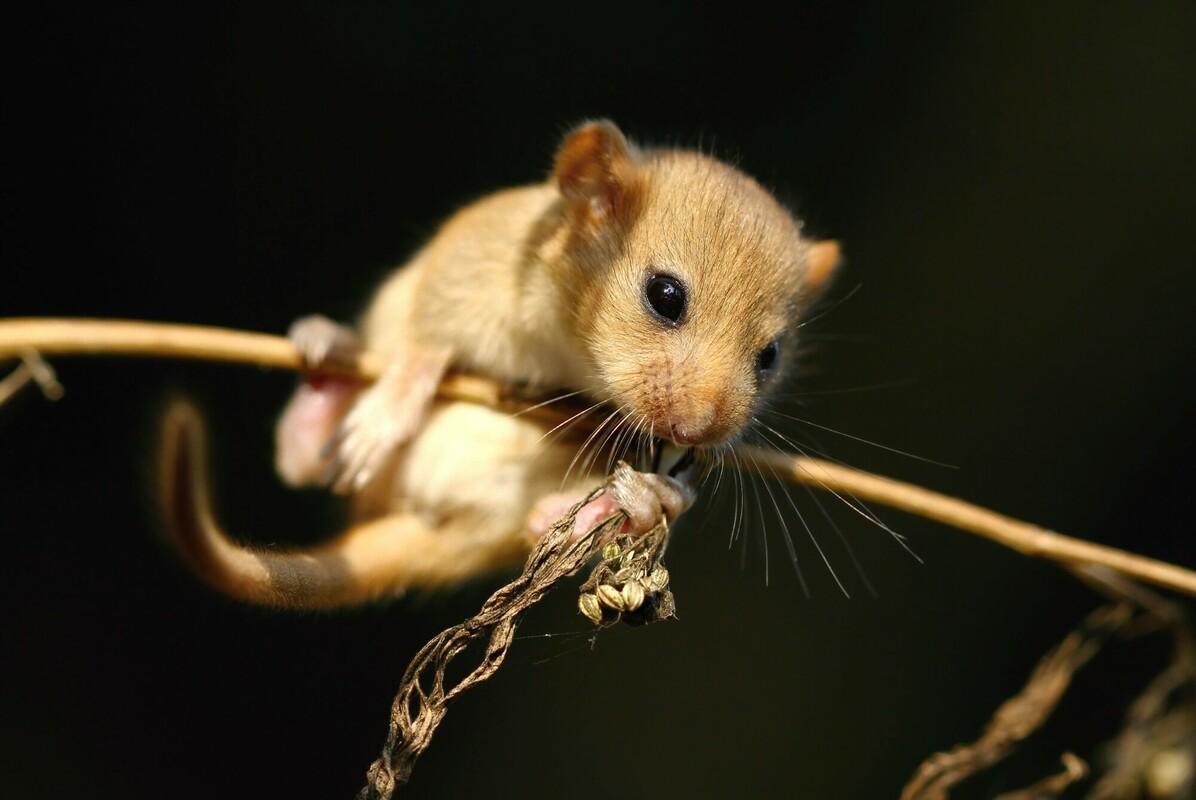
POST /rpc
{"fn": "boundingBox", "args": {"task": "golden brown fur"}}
[159,120,840,608]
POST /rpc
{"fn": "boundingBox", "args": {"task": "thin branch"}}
[3,316,1195,599]
[901,604,1131,800]
[737,450,1196,598]
[0,349,63,405]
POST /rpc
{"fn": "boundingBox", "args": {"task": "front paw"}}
[321,345,451,494]
[323,387,416,494]
[609,461,694,534]
[288,314,361,372]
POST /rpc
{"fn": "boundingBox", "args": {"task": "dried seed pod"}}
[601,541,622,562]
[578,593,604,625]
[590,565,614,585]
[596,583,626,612]
[648,566,670,592]
[621,580,646,612]
[613,566,636,585]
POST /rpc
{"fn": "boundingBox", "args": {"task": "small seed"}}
[621,580,646,612]
[578,593,603,625]
[602,542,622,561]
[596,583,626,612]
[613,566,636,585]
[648,566,670,592]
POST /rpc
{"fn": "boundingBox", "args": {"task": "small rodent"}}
[160,120,840,609]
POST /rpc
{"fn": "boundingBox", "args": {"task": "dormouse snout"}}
[667,414,722,446]
[667,404,717,446]
[647,374,745,446]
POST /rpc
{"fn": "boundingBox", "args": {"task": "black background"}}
[2,4,1195,798]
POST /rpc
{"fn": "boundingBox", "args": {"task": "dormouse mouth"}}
[650,439,696,478]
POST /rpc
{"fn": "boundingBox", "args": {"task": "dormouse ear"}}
[553,120,640,221]
[804,239,842,296]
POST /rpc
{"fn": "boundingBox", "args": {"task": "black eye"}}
[643,273,687,325]
[756,339,779,373]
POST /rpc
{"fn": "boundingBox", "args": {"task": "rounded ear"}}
[804,239,842,296]
[552,120,641,221]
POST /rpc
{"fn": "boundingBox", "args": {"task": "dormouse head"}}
[553,120,840,448]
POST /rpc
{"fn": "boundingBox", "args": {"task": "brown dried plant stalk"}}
[902,570,1196,798]
[901,603,1133,800]
[357,488,634,798]
[2,316,1195,598]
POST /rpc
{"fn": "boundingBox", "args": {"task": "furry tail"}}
[158,401,525,609]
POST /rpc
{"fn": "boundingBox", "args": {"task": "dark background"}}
[2,4,1194,798]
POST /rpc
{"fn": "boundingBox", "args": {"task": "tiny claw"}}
[609,461,694,535]
[288,314,361,373]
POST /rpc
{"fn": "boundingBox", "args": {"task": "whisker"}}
[746,464,768,584]
[751,433,849,597]
[753,424,877,596]
[728,446,746,551]
[562,405,623,488]
[746,446,807,594]
[535,398,607,446]
[800,480,877,598]
[756,421,911,539]
[511,388,586,417]
[583,408,630,480]
[605,415,633,474]
[755,422,922,563]
[707,443,727,496]
[798,281,863,329]
[766,410,957,469]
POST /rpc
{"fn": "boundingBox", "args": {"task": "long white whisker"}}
[562,406,623,488]
[512,388,586,417]
[755,421,922,563]
[536,399,607,446]
[747,447,798,592]
[582,408,629,480]
[798,281,862,329]
[754,426,872,595]
[729,445,746,551]
[800,479,877,598]
[752,433,848,597]
[766,409,956,468]
[746,464,768,583]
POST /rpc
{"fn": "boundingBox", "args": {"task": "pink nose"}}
[668,408,718,445]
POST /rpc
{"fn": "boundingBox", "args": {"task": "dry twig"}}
[992,752,1088,800]
[356,489,646,797]
[0,348,63,406]
[3,317,1194,599]
[903,570,1196,799]
[901,604,1134,800]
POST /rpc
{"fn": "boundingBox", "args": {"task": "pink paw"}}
[289,314,361,372]
[526,462,694,543]
[608,461,693,534]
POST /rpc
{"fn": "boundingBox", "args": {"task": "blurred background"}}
[2,3,1194,797]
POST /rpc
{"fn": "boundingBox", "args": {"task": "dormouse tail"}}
[158,401,525,610]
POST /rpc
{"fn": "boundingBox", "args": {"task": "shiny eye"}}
[756,339,780,373]
[643,273,687,325]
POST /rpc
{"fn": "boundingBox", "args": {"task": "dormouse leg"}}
[324,341,452,494]
[275,315,364,487]
[165,402,526,608]
[526,462,696,542]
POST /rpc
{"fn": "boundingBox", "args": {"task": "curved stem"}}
[3,316,1194,598]
[736,449,1196,598]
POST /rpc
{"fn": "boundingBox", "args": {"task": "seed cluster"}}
[577,528,676,626]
